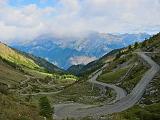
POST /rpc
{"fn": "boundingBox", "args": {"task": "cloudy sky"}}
[0,0,160,43]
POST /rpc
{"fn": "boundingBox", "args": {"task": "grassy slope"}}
[97,67,129,83]
[0,42,74,81]
[23,67,53,78]
[0,42,79,120]
[120,63,148,93]
[15,49,64,73]
[139,33,160,105]
[141,73,160,104]
[47,80,114,105]
[110,103,160,120]
[0,59,26,86]
[0,93,43,120]
[0,43,42,70]
[0,60,43,120]
[67,64,85,75]
[96,51,148,93]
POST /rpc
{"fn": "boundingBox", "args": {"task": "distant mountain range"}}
[11,32,150,69]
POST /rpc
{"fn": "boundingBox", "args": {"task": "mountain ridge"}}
[11,32,150,69]
[0,42,63,73]
[67,48,121,76]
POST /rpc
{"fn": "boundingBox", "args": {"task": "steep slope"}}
[0,58,44,120]
[0,42,40,70]
[0,42,63,73]
[67,64,85,75]
[15,50,64,73]
[68,49,121,76]
[0,92,43,120]
[0,57,26,86]
[0,42,77,120]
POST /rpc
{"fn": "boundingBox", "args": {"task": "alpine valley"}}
[0,1,160,120]
[11,32,150,69]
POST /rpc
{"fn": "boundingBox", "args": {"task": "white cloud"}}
[0,0,160,43]
[0,4,53,43]
[59,0,80,13]
[69,56,97,65]
[51,61,59,66]
[0,0,8,4]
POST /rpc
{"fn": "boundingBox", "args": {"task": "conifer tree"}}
[39,96,53,120]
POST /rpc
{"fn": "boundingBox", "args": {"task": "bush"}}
[0,83,9,95]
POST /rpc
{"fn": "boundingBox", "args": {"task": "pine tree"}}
[142,40,148,47]
[134,42,139,49]
[39,96,53,120]
[128,45,132,51]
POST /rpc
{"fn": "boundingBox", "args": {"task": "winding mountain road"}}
[54,52,160,119]
[88,68,127,102]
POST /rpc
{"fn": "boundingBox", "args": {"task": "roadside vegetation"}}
[47,80,114,105]
[109,103,160,120]
[60,102,160,120]
[97,53,145,93]
[141,73,160,104]
[119,62,148,93]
